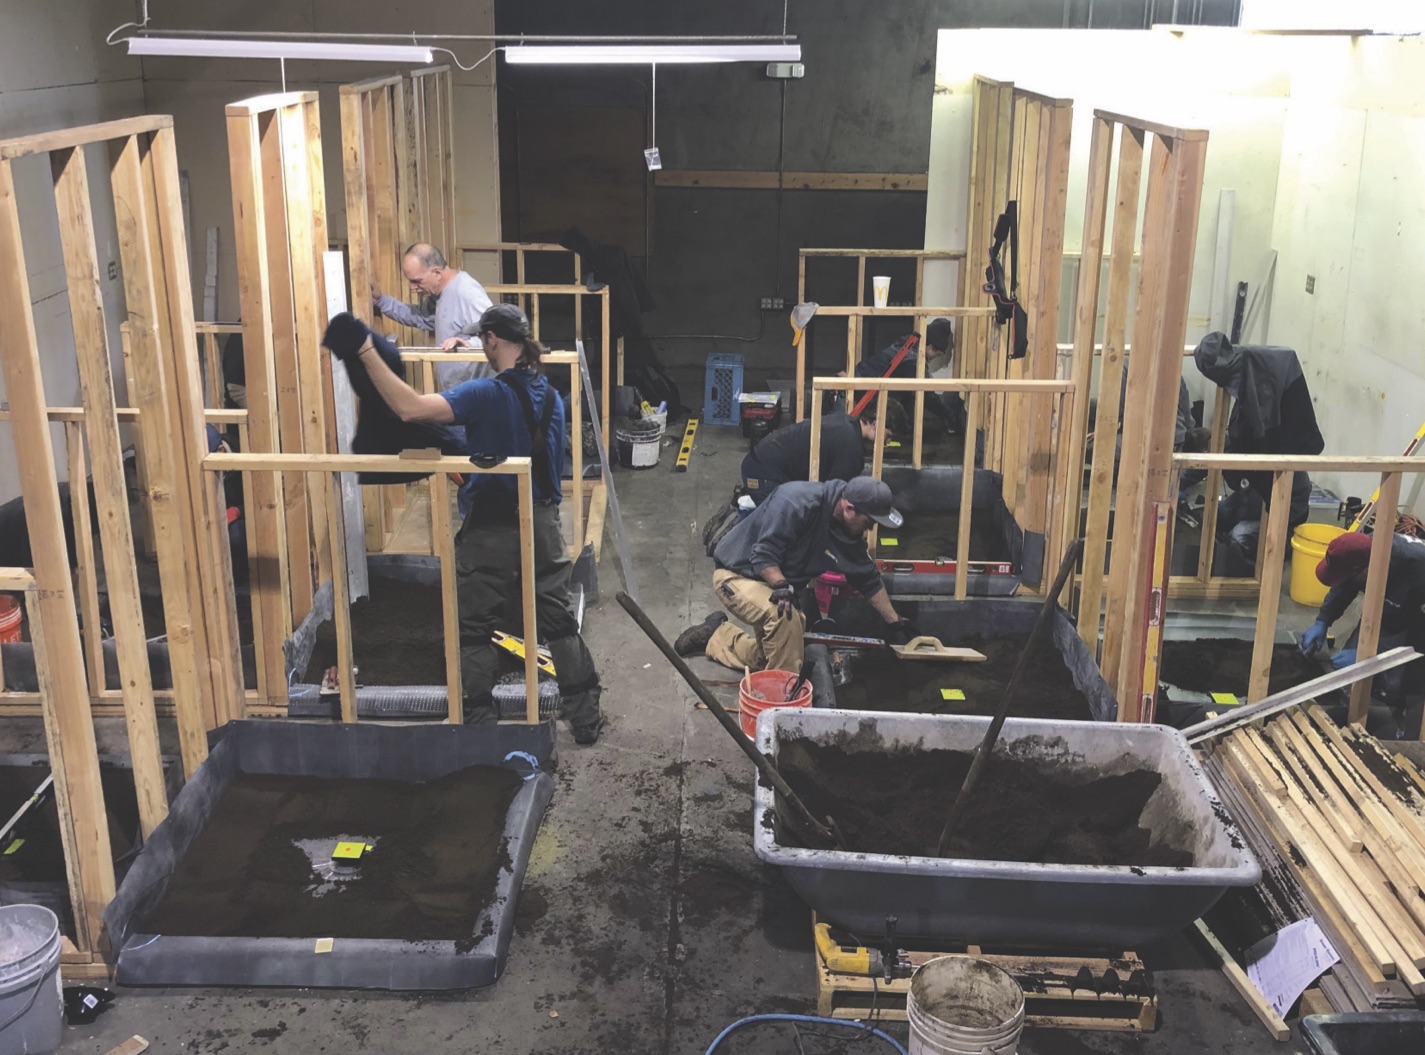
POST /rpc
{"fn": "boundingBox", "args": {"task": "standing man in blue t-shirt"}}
[322,304,604,744]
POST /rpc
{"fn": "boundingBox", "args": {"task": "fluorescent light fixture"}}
[126,37,435,63]
[504,44,801,65]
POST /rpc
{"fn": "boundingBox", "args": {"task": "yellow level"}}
[674,418,699,472]
[491,631,556,677]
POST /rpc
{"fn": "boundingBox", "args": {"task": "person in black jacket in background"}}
[1194,332,1324,557]
[853,317,964,432]
[739,403,904,504]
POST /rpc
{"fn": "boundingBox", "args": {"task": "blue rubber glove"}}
[1299,620,1328,655]
[1331,648,1358,670]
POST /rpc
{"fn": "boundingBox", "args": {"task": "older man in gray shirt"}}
[372,242,493,388]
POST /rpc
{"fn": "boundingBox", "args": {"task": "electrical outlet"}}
[1305,274,1316,294]
[107,261,117,281]
[759,296,786,311]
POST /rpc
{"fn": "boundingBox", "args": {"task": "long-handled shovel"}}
[617,593,845,850]
[935,539,1084,857]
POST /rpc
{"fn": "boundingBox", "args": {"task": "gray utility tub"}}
[754,709,1259,948]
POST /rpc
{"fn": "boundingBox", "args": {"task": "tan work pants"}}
[705,568,805,673]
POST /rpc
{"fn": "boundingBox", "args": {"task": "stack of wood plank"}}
[1211,706,1425,1001]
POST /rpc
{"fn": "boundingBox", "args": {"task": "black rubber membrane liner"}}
[877,466,1041,596]
[106,719,556,990]
[810,597,1117,723]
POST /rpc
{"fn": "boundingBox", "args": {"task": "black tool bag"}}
[983,202,1029,360]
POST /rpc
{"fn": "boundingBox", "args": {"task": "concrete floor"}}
[37,426,1309,1054]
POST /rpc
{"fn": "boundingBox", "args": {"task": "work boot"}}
[675,612,727,657]
[572,715,606,746]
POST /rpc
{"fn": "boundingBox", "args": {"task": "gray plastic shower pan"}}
[754,709,1259,948]
[105,719,556,990]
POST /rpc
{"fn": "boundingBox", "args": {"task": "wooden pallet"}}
[815,935,1156,1032]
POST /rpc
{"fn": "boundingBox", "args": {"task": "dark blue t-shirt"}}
[440,369,565,514]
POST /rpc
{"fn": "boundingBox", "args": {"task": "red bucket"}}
[0,596,20,644]
[738,668,812,737]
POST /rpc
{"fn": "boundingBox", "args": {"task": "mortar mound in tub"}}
[753,709,1260,947]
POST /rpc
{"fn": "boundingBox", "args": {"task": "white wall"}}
[0,0,147,501]
[926,27,1425,511]
[137,0,500,321]
[1265,37,1425,507]
[926,28,1290,410]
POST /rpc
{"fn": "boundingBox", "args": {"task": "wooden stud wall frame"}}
[409,66,457,262]
[808,375,1076,600]
[226,93,335,713]
[0,115,252,962]
[959,77,1015,466]
[206,451,545,727]
[793,247,968,424]
[399,348,597,561]
[340,70,456,554]
[457,242,614,379]
[340,70,456,345]
[1173,455,1420,733]
[195,321,242,409]
[1066,111,1209,719]
[796,304,995,470]
[363,281,612,560]
[956,81,1073,587]
[482,282,613,452]
[0,570,114,970]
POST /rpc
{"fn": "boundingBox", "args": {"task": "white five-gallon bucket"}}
[907,956,1026,1055]
[0,904,63,1055]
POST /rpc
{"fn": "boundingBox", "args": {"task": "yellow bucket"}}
[1289,523,1346,606]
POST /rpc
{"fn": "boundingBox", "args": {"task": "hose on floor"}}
[702,1013,909,1055]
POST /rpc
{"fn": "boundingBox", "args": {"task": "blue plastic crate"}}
[703,353,743,426]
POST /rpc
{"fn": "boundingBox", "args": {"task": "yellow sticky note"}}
[1209,692,1239,706]
[886,441,902,449]
[2,839,23,855]
[940,688,966,701]
[314,938,334,954]
[880,538,899,547]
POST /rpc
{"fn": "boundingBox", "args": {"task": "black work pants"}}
[455,502,601,728]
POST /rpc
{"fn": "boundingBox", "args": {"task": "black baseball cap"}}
[843,477,903,530]
[478,302,531,342]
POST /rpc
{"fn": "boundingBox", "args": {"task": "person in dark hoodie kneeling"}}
[1193,332,1324,559]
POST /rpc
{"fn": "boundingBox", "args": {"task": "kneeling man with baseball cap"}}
[675,476,917,672]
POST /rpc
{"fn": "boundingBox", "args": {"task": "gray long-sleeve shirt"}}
[713,479,885,600]
[374,270,494,388]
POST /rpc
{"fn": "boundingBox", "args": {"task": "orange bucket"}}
[738,668,812,737]
[0,596,20,644]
